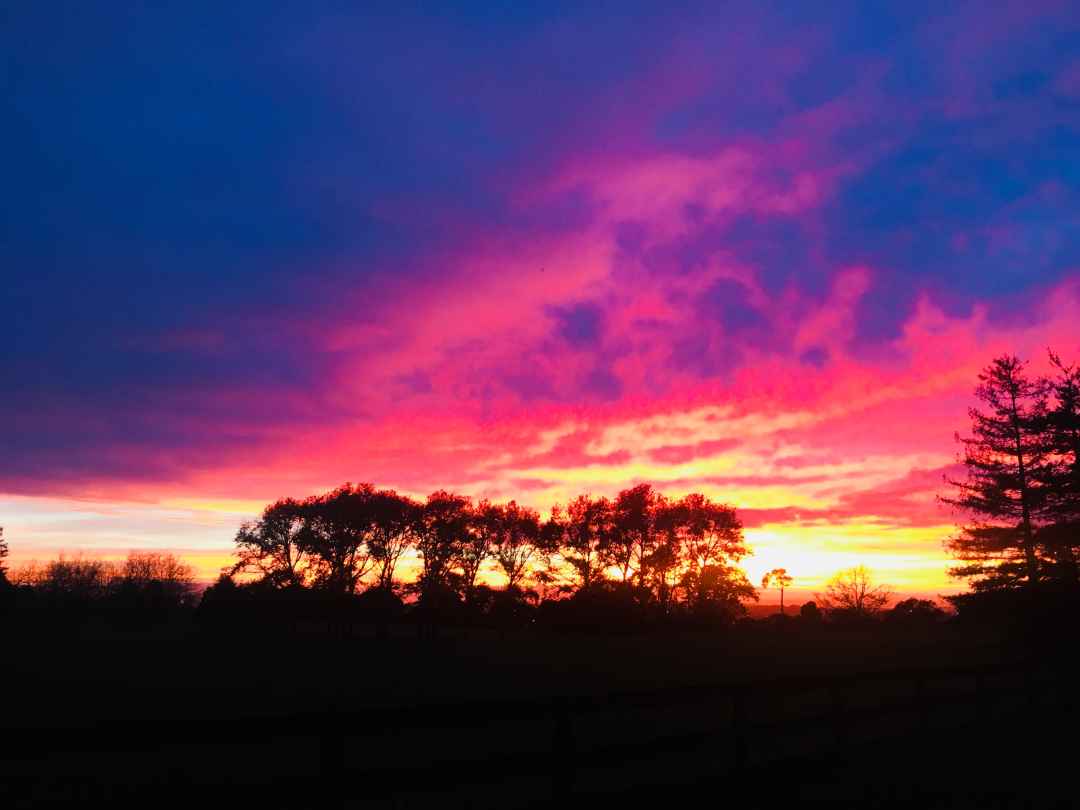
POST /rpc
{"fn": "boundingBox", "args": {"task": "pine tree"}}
[1040,350,1080,584]
[943,356,1052,591]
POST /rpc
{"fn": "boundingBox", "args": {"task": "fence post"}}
[321,704,345,809]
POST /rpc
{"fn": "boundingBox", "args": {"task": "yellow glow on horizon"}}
[743,522,957,593]
[160,497,269,516]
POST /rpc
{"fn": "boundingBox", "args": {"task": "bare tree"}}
[120,551,196,607]
[816,566,891,618]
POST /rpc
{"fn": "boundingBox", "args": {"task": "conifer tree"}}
[1040,350,1080,584]
[944,356,1051,590]
[0,527,8,586]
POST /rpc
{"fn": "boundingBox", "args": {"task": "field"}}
[3,618,1055,808]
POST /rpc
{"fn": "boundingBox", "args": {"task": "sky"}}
[4,2,1080,595]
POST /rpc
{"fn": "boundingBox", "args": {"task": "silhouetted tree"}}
[416,491,471,601]
[302,484,380,594]
[0,528,12,613]
[817,566,891,619]
[459,499,499,604]
[886,597,947,626]
[610,483,660,592]
[799,600,822,622]
[676,494,748,608]
[118,551,196,609]
[761,568,793,615]
[1042,350,1080,584]
[644,534,680,610]
[679,494,746,572]
[368,489,420,591]
[944,356,1052,590]
[232,498,313,588]
[553,494,612,592]
[532,515,571,601]
[19,555,116,611]
[685,563,757,622]
[492,501,541,592]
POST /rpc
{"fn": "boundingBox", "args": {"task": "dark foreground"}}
[1,621,1073,809]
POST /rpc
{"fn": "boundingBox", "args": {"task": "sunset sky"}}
[5,3,1080,595]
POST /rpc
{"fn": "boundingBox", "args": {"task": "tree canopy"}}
[225,482,758,621]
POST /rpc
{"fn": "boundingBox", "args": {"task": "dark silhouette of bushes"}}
[8,552,196,633]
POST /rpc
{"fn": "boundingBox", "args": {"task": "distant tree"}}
[887,597,947,625]
[368,489,420,590]
[799,600,822,622]
[8,560,43,587]
[554,494,612,592]
[685,562,757,622]
[943,356,1052,591]
[196,573,246,627]
[491,501,541,592]
[0,527,12,611]
[119,551,196,608]
[761,568,793,615]
[816,566,891,619]
[25,555,117,606]
[232,498,313,588]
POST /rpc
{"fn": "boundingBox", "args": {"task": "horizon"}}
[6,3,1080,597]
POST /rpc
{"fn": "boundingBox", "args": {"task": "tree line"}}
[225,483,757,623]
[3,551,197,620]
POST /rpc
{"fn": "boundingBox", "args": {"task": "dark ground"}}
[1,619,1070,808]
